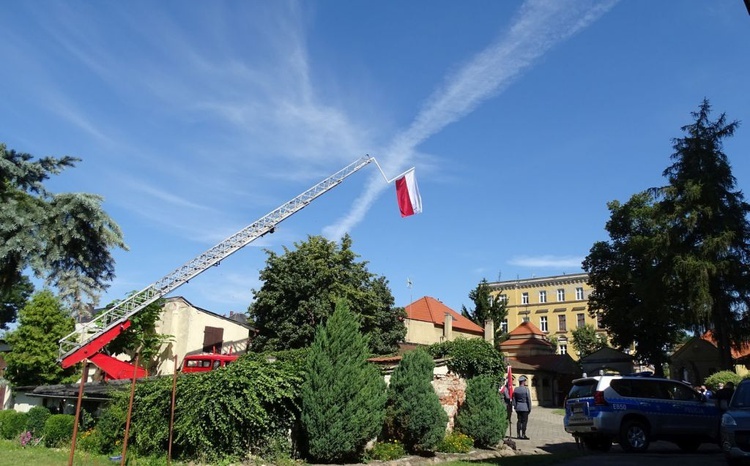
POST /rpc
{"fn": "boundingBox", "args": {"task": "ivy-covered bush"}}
[384,349,447,454]
[86,400,127,454]
[455,375,506,448]
[104,353,303,462]
[0,409,28,440]
[301,300,387,463]
[436,431,473,453]
[26,406,51,438]
[44,414,75,447]
[428,338,505,382]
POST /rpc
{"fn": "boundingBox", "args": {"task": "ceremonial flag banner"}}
[506,365,514,398]
[395,169,422,217]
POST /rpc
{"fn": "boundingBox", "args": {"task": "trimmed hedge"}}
[26,406,51,438]
[44,414,75,447]
[0,409,28,440]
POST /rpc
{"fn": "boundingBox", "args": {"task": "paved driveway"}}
[518,407,724,466]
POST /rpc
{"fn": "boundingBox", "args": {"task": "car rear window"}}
[568,380,598,399]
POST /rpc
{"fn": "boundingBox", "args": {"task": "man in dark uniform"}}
[513,375,532,439]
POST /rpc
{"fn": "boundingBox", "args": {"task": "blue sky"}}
[2,1,749,318]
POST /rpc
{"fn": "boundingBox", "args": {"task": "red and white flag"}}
[395,169,422,217]
[505,365,514,398]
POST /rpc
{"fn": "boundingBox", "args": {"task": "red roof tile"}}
[405,296,484,334]
[508,321,545,336]
[700,331,750,360]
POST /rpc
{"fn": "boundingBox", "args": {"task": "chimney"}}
[484,319,494,344]
[443,313,453,341]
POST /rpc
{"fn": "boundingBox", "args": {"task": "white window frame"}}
[577,313,585,329]
[576,287,584,300]
[521,292,529,305]
[500,319,508,333]
[557,288,565,302]
[539,290,547,303]
[558,344,568,355]
[540,316,548,332]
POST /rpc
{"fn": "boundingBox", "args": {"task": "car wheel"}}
[676,440,700,453]
[619,419,650,452]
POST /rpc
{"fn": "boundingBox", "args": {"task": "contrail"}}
[324,0,618,239]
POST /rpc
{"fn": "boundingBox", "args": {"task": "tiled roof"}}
[508,321,545,337]
[701,331,750,360]
[405,296,484,334]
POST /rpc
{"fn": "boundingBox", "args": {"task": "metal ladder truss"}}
[58,155,374,366]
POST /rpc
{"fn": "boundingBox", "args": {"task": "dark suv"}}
[564,375,720,452]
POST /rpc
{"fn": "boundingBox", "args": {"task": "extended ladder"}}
[59,155,374,370]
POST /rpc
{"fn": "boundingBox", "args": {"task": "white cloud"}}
[324,0,619,239]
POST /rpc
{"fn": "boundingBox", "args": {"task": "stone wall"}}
[431,372,466,431]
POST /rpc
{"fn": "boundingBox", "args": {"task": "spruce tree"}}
[384,349,447,453]
[455,375,505,448]
[300,300,386,463]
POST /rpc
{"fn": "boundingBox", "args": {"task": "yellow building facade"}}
[489,273,605,360]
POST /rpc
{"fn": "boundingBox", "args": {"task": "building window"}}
[501,319,508,333]
[557,288,565,302]
[522,292,529,304]
[540,316,548,332]
[523,315,530,323]
[576,287,584,300]
[559,344,568,355]
[558,314,567,332]
[577,313,585,329]
[498,294,508,304]
[597,313,605,329]
[539,290,547,303]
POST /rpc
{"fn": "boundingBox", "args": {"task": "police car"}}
[564,374,720,452]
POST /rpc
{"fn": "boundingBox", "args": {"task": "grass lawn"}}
[0,439,184,466]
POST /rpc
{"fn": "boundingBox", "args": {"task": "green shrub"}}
[0,410,28,440]
[427,338,504,382]
[384,349,447,454]
[108,352,303,461]
[301,300,387,463]
[43,414,75,447]
[705,370,742,391]
[89,402,126,454]
[455,374,506,448]
[25,406,51,438]
[436,431,474,453]
[369,440,406,461]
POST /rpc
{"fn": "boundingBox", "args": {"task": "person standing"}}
[513,375,532,439]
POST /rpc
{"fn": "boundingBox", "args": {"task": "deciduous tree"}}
[249,234,405,355]
[4,290,77,386]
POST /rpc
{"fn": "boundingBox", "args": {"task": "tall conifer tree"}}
[384,349,447,453]
[300,300,386,463]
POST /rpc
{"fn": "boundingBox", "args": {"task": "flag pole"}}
[369,155,415,184]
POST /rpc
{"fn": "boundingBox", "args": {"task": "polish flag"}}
[505,365,513,398]
[395,169,422,217]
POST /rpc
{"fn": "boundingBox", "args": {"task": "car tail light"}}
[594,390,607,406]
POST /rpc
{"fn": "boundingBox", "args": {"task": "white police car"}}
[564,374,720,452]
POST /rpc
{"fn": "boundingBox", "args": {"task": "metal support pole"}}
[168,355,178,465]
[121,354,140,466]
[68,361,89,466]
